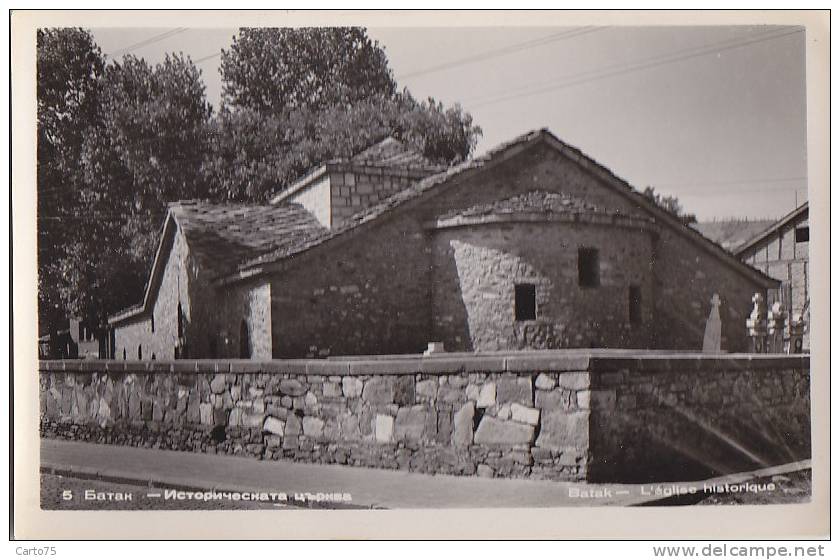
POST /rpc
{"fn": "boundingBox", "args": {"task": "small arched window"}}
[239,320,251,359]
[123,348,126,360]
[138,345,142,360]
[151,353,156,360]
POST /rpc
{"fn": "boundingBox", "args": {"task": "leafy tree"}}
[70,53,213,326]
[205,90,480,201]
[210,27,482,202]
[220,27,396,114]
[37,28,104,334]
[643,186,697,225]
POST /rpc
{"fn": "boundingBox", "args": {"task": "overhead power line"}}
[107,28,188,57]
[396,27,606,81]
[465,27,803,109]
[194,51,222,64]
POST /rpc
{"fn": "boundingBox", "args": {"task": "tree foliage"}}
[220,27,396,113]
[37,28,104,333]
[643,186,697,225]
[205,90,480,201]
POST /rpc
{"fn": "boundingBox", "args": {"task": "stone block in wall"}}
[536,410,589,450]
[199,403,213,425]
[496,377,533,406]
[535,373,557,390]
[558,373,590,390]
[535,389,573,411]
[342,377,363,398]
[284,414,302,436]
[416,379,438,401]
[477,382,496,408]
[340,414,361,440]
[393,377,415,406]
[324,419,340,440]
[497,403,511,420]
[362,377,393,404]
[436,409,453,444]
[302,416,324,438]
[474,416,535,445]
[395,405,427,443]
[451,401,475,447]
[437,383,463,404]
[263,416,285,436]
[360,408,374,437]
[279,379,307,397]
[375,414,394,442]
[241,411,265,428]
[323,382,342,398]
[510,403,540,426]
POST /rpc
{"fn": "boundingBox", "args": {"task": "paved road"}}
[40,438,810,509]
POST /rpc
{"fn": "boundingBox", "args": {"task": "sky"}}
[90,25,808,221]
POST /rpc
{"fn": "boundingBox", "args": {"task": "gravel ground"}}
[40,473,299,510]
[697,469,811,505]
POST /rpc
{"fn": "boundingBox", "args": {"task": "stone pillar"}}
[702,294,722,353]
[745,293,768,353]
[786,313,806,354]
[767,302,787,353]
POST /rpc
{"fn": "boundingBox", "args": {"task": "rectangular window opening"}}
[578,248,600,288]
[515,283,537,321]
[795,226,809,243]
[629,285,642,324]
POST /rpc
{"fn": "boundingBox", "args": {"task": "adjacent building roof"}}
[170,201,327,275]
[692,219,778,253]
[109,201,326,325]
[734,202,809,258]
[351,137,445,171]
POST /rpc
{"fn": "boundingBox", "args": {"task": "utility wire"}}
[107,28,188,57]
[466,27,803,109]
[396,27,605,81]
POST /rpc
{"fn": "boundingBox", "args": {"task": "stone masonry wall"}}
[328,165,428,228]
[269,213,433,358]
[431,220,656,351]
[409,142,774,352]
[113,229,192,361]
[39,353,810,483]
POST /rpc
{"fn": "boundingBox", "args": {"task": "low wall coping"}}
[38,351,809,375]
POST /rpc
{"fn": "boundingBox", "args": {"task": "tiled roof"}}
[440,190,624,219]
[171,201,328,275]
[351,137,445,171]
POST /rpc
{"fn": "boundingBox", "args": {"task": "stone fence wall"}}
[39,351,811,482]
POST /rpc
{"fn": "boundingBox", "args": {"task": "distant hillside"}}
[693,219,776,253]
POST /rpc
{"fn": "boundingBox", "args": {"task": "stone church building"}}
[108,129,778,360]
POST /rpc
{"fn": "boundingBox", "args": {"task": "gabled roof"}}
[109,201,326,325]
[350,136,444,171]
[735,202,809,258]
[170,201,327,274]
[221,129,778,289]
[692,219,778,253]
